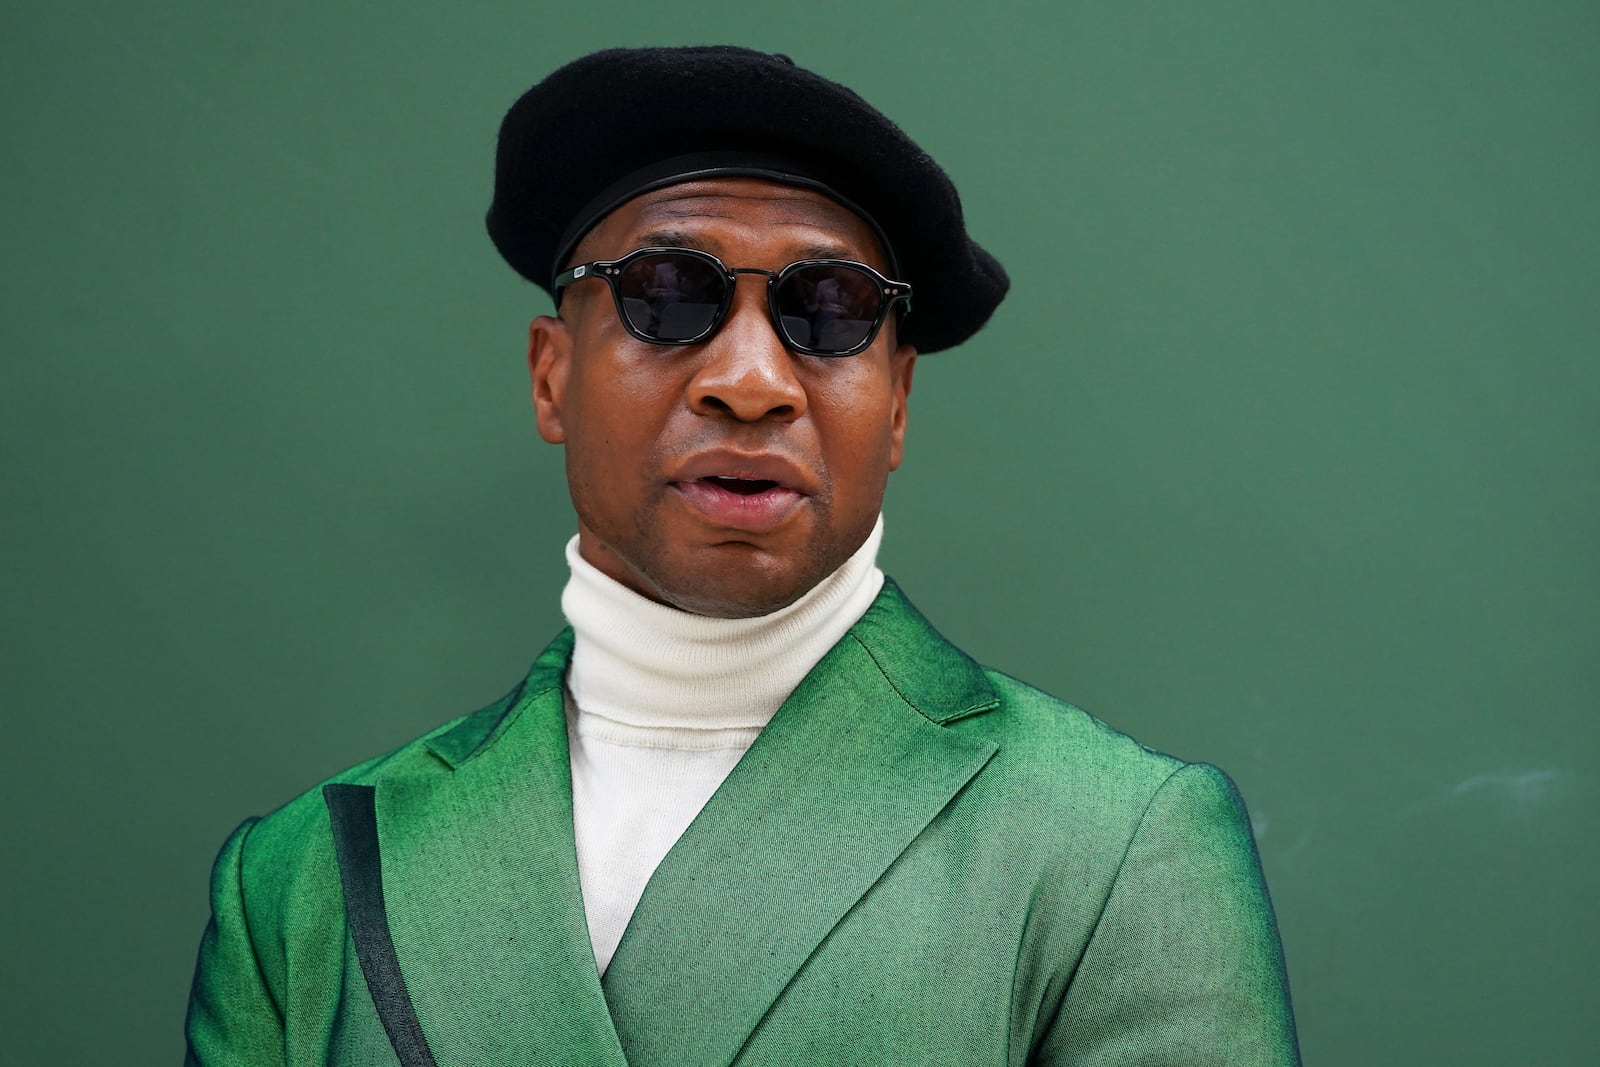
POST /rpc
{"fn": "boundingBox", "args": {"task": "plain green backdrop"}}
[2,1,1595,1063]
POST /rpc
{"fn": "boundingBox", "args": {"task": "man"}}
[186,46,1299,1066]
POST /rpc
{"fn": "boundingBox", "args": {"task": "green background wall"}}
[3,1,1595,1062]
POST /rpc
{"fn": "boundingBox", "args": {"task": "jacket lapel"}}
[368,632,629,1067]
[600,580,1000,1067]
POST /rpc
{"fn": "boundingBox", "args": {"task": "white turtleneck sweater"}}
[561,516,885,973]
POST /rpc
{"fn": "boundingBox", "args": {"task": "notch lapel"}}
[361,633,629,1066]
[601,581,1000,1067]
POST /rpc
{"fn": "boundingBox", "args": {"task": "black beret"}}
[486,45,1008,354]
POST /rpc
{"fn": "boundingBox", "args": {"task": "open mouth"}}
[673,474,805,532]
[701,476,781,496]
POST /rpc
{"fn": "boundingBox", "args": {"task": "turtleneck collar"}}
[562,515,885,731]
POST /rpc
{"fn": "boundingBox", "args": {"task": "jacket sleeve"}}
[184,817,287,1067]
[1036,763,1301,1066]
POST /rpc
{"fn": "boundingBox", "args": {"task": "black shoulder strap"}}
[324,784,440,1067]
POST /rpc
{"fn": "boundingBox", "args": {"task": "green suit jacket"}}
[185,580,1299,1065]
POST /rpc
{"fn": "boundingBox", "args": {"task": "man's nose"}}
[686,278,807,422]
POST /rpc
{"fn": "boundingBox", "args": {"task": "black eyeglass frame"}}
[552,246,914,358]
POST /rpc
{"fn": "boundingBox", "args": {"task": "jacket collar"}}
[600,579,999,1066]
[360,579,996,1067]
[375,630,628,1065]
[422,629,573,769]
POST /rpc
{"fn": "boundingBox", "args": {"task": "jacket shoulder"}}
[973,667,1186,792]
[248,696,498,846]
[219,679,530,962]
[944,668,1223,874]
[854,581,1199,843]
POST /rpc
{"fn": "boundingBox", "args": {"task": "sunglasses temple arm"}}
[551,263,590,292]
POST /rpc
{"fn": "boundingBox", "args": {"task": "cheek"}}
[563,354,682,477]
[812,373,900,485]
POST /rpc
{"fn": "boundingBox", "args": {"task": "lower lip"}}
[671,481,807,533]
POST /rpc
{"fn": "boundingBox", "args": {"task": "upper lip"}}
[669,449,817,494]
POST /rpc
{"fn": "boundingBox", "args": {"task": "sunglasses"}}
[553,247,913,357]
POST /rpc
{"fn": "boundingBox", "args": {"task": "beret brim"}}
[486,46,1008,354]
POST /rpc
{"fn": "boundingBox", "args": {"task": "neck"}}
[561,516,885,730]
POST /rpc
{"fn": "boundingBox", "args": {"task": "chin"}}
[651,550,824,619]
[659,576,810,620]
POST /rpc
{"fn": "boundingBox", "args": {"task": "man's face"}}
[527,177,917,618]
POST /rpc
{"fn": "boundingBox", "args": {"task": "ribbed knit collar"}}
[562,516,885,731]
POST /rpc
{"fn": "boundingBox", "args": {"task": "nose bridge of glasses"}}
[724,265,778,323]
[715,269,789,350]
[717,266,783,339]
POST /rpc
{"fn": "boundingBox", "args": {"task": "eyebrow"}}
[793,242,859,261]
[635,229,711,251]
[630,231,864,263]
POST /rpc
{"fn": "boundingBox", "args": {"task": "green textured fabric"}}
[185,579,1299,1065]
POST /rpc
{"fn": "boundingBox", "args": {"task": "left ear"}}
[887,343,917,471]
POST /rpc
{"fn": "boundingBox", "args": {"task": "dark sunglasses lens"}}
[616,253,726,341]
[773,264,883,353]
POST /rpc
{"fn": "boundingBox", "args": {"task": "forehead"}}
[573,177,889,269]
